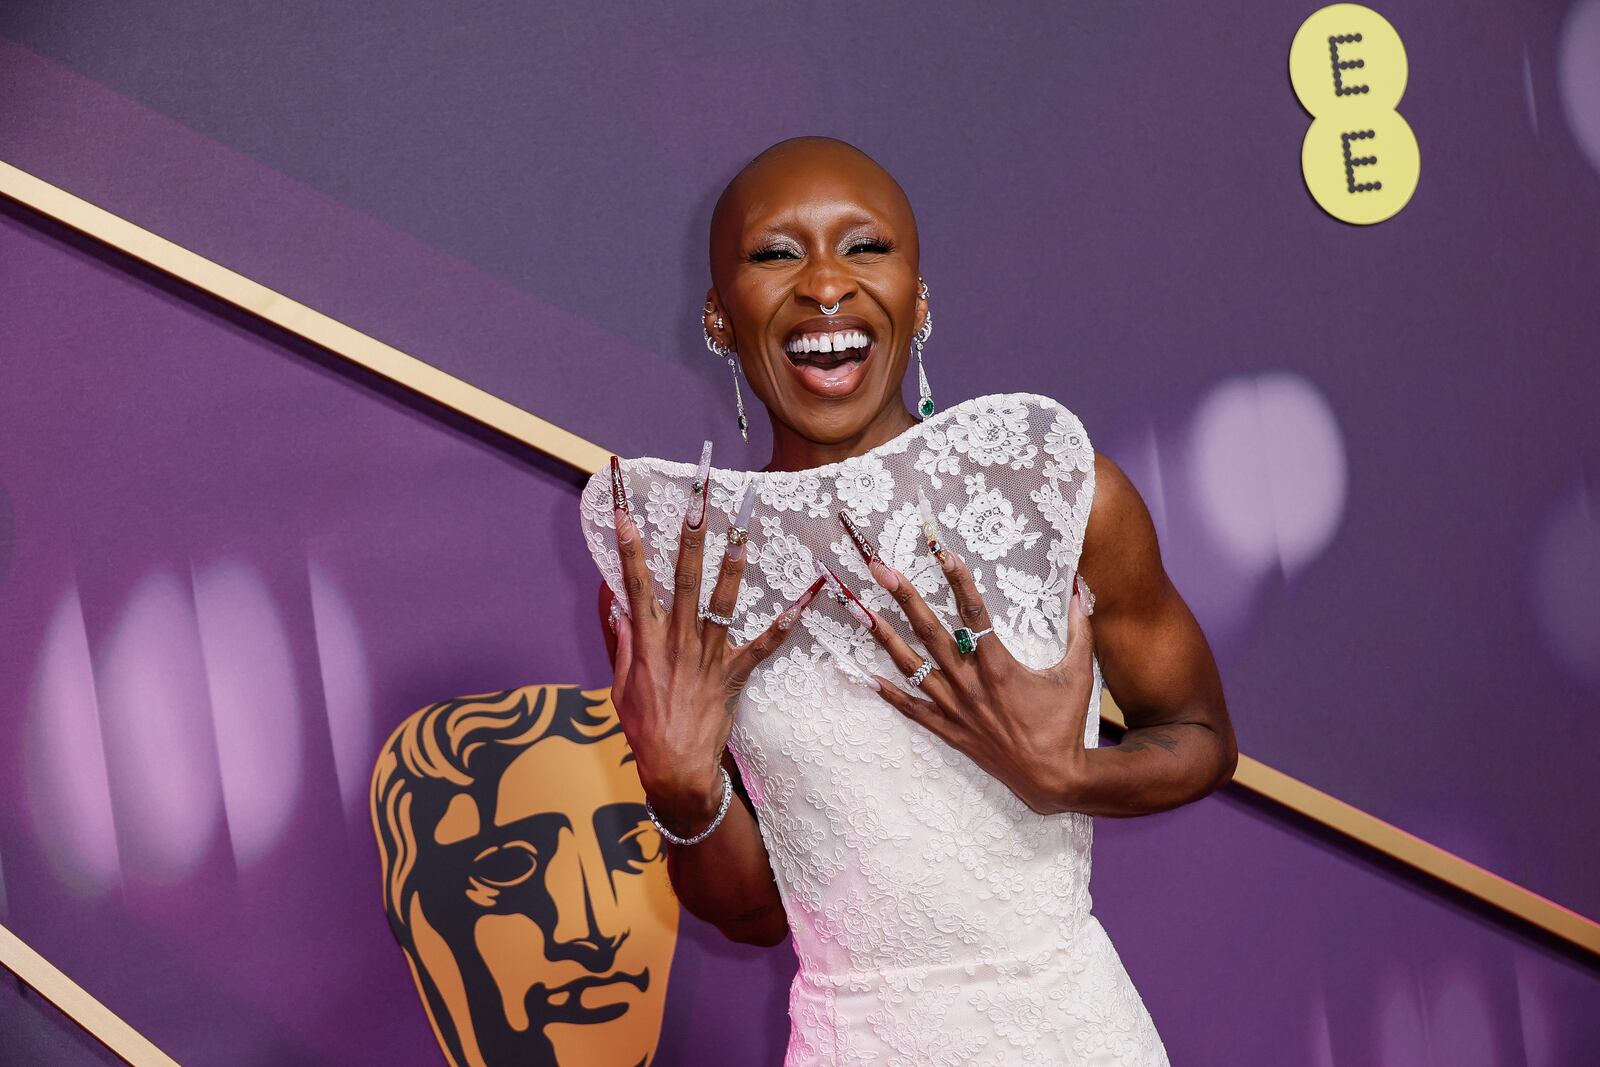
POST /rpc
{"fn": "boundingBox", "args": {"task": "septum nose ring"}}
[819,300,841,315]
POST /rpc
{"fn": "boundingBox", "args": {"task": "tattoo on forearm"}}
[1116,726,1183,758]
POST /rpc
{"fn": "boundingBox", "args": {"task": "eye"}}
[846,237,895,255]
[749,245,800,263]
[618,820,665,870]
[469,841,539,889]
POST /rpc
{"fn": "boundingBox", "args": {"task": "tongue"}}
[796,352,856,369]
[795,357,860,389]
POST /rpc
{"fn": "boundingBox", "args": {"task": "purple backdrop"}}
[2,2,1598,1063]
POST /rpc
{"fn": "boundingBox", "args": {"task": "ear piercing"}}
[703,301,748,441]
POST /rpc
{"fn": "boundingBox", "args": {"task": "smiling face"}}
[707,137,928,461]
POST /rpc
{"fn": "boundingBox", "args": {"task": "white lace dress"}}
[579,393,1170,1066]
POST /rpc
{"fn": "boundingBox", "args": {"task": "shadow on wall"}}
[371,685,679,1067]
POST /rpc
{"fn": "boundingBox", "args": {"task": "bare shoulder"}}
[1081,452,1167,609]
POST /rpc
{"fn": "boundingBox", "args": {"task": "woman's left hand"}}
[854,548,1097,816]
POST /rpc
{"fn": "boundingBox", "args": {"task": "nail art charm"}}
[1074,573,1097,616]
[727,481,757,560]
[837,511,878,565]
[778,574,829,631]
[824,644,882,692]
[815,560,877,631]
[688,440,713,529]
[916,487,945,556]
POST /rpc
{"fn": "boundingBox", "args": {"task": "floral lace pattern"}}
[579,394,1168,1065]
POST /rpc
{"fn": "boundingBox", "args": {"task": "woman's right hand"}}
[605,457,822,836]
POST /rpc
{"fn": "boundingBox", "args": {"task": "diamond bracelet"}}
[645,765,734,846]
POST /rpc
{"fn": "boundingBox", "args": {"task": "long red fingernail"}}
[816,561,876,631]
[794,573,828,613]
[837,511,879,565]
[609,455,630,514]
[776,574,829,631]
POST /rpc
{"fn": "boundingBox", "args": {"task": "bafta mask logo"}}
[372,686,678,1067]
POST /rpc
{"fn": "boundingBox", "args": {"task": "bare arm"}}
[1072,453,1237,816]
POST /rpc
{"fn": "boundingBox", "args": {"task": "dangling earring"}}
[913,277,934,419]
[704,302,748,441]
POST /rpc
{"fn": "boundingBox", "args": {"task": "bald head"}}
[708,136,919,287]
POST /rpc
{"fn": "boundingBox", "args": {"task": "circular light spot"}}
[193,560,303,867]
[98,569,224,882]
[1558,0,1600,179]
[309,560,374,813]
[26,579,121,895]
[1532,482,1600,689]
[1188,374,1348,577]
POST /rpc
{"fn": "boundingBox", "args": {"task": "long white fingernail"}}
[688,440,713,529]
[822,643,881,692]
[726,482,756,560]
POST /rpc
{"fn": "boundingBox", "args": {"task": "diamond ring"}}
[699,606,735,627]
[952,626,993,655]
[906,659,935,688]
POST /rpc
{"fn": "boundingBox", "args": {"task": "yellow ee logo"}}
[1290,4,1419,224]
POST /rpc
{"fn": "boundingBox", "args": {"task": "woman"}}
[579,136,1235,1065]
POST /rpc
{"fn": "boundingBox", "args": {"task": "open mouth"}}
[783,315,875,398]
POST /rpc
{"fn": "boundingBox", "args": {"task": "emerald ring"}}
[952,626,993,655]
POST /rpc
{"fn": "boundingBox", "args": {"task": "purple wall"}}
[2,3,1598,1063]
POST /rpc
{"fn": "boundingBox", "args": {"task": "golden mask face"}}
[372,687,678,1067]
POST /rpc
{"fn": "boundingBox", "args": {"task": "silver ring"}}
[819,300,841,315]
[907,659,934,688]
[699,606,735,627]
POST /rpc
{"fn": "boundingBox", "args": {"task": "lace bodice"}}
[579,394,1168,1065]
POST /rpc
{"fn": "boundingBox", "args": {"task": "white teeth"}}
[786,330,871,354]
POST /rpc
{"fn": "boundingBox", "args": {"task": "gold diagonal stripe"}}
[0,160,1593,1067]
[0,162,610,478]
[0,920,183,1066]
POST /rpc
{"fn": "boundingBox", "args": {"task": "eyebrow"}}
[747,213,888,244]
